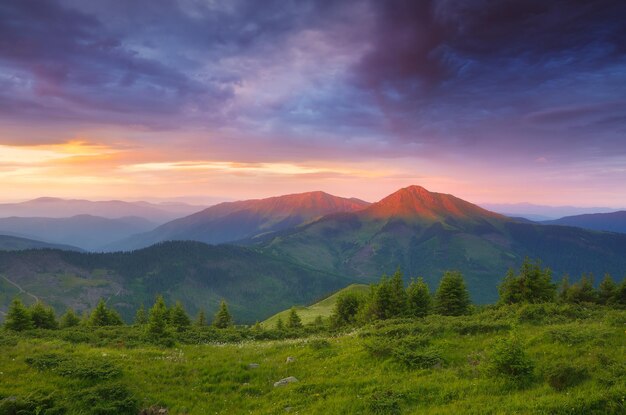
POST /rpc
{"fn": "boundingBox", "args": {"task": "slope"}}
[542,211,626,234]
[0,241,351,323]
[110,191,370,251]
[261,283,369,327]
[0,234,82,252]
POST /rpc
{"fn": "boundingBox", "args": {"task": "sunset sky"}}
[1,0,625,206]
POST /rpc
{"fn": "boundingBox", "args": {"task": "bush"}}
[487,333,534,386]
[0,392,65,415]
[72,382,137,415]
[367,390,402,415]
[544,364,589,391]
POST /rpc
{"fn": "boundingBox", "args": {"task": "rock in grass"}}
[286,356,296,363]
[274,376,299,387]
[248,363,260,369]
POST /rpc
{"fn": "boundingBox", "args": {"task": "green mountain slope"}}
[258,186,626,303]
[261,283,369,327]
[0,234,82,252]
[0,241,351,323]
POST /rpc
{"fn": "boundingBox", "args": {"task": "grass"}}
[261,284,369,328]
[1,304,625,414]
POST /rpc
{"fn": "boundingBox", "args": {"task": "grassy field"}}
[1,303,624,414]
[261,283,369,328]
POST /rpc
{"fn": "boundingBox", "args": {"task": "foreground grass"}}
[1,304,625,414]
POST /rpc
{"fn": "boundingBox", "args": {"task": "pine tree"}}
[616,279,626,305]
[134,304,148,325]
[567,273,598,303]
[170,301,191,332]
[331,291,362,326]
[195,309,207,327]
[4,298,32,331]
[59,308,81,328]
[388,268,408,317]
[434,271,471,316]
[498,258,556,304]
[30,302,58,329]
[312,315,324,327]
[106,308,124,326]
[147,295,169,338]
[407,277,431,318]
[599,274,617,305]
[558,274,571,303]
[286,307,303,329]
[213,300,233,329]
[89,300,112,326]
[275,317,285,331]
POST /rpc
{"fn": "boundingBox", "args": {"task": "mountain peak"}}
[362,185,504,221]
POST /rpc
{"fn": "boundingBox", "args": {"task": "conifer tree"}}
[407,277,431,318]
[434,271,471,316]
[567,273,598,303]
[275,316,285,331]
[331,291,362,326]
[170,301,191,332]
[599,274,617,305]
[286,307,303,329]
[312,315,324,327]
[213,300,233,329]
[4,298,32,331]
[388,268,408,317]
[30,301,58,329]
[59,308,81,328]
[558,274,571,303]
[498,258,556,304]
[134,304,148,325]
[89,299,112,327]
[195,309,207,327]
[616,279,626,305]
[147,295,169,338]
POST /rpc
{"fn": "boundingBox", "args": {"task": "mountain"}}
[481,202,621,221]
[259,185,626,302]
[542,211,626,234]
[0,241,350,323]
[110,191,370,251]
[0,197,204,224]
[0,234,82,252]
[0,215,156,251]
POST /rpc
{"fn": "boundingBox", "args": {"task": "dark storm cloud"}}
[0,0,625,161]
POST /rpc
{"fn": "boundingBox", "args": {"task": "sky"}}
[1,0,625,206]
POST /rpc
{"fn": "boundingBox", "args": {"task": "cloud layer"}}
[1,0,625,204]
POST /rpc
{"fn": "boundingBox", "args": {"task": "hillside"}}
[262,284,369,327]
[110,191,370,251]
[0,241,349,323]
[1,304,624,414]
[0,215,156,251]
[0,234,82,252]
[259,186,626,303]
[542,211,626,234]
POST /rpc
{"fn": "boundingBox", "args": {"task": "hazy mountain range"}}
[481,202,622,221]
[542,211,626,234]
[0,197,205,223]
[1,185,625,322]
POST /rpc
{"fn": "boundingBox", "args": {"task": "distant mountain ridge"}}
[542,211,626,234]
[0,197,204,223]
[0,215,156,251]
[0,234,82,252]
[109,191,370,251]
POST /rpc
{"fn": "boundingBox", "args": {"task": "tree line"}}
[328,258,626,327]
[3,295,234,335]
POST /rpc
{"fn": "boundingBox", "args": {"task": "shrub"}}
[487,333,534,386]
[309,339,331,350]
[367,390,402,415]
[72,382,138,415]
[544,364,589,391]
[0,392,65,415]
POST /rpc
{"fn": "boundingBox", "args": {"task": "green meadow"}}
[1,303,624,414]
